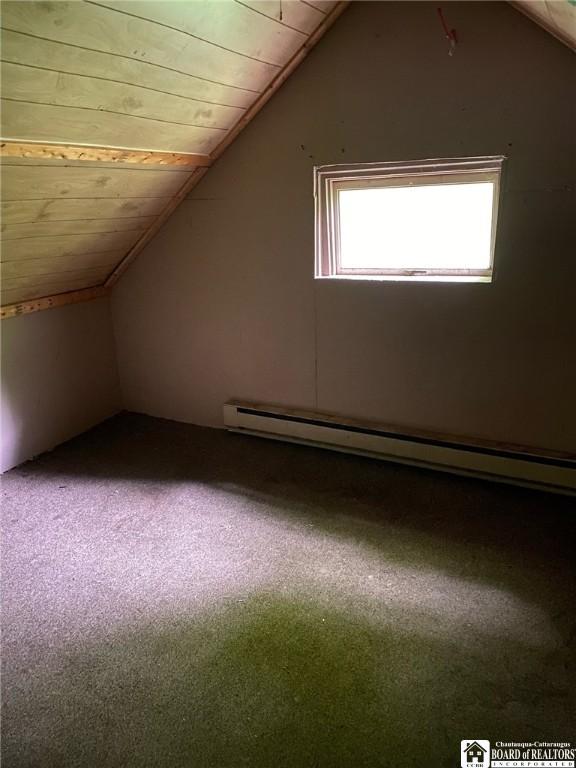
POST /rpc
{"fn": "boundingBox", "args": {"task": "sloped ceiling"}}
[0,0,574,317]
[512,0,576,50]
[0,0,346,315]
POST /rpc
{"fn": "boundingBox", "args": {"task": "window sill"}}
[314,274,493,283]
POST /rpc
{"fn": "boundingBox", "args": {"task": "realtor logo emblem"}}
[462,740,491,768]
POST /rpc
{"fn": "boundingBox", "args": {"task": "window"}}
[314,156,504,282]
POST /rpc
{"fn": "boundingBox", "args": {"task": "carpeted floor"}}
[1,412,575,767]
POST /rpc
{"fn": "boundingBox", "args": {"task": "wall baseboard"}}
[223,402,576,496]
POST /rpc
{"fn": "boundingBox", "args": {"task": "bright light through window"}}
[339,183,494,271]
[315,157,504,282]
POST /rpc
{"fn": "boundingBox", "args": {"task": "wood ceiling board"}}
[2,1,277,92]
[1,61,240,133]
[3,265,111,287]
[511,1,576,50]
[546,0,576,42]
[1,101,224,154]
[0,0,350,314]
[2,79,238,157]
[2,256,120,279]
[0,232,141,262]
[236,0,326,35]
[0,286,109,319]
[1,29,255,110]
[2,63,242,154]
[4,274,103,292]
[1,251,124,278]
[93,0,311,64]
[1,198,168,224]
[302,1,339,13]
[1,217,157,240]
[2,276,107,305]
[2,164,193,201]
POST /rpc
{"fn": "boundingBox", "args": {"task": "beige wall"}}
[112,1,576,454]
[1,298,121,472]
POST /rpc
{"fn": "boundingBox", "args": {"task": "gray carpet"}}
[1,412,575,767]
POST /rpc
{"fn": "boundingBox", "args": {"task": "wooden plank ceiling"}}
[0,0,347,316]
[1,1,573,318]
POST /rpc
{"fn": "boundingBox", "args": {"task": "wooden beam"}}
[105,0,350,287]
[0,141,212,168]
[0,285,108,319]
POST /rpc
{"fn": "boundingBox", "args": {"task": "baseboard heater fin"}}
[223,403,575,495]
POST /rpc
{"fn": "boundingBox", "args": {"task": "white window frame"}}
[314,156,505,283]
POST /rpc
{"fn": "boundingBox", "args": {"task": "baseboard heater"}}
[223,402,576,495]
